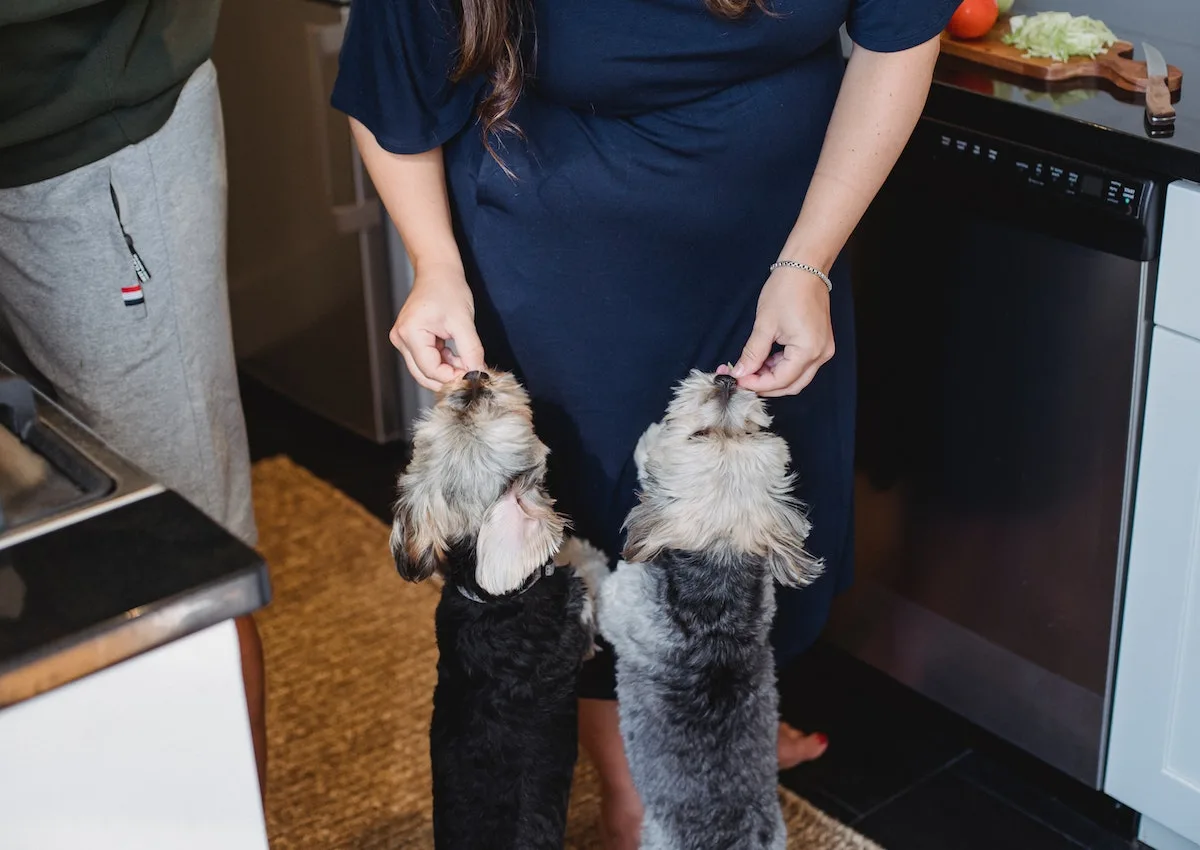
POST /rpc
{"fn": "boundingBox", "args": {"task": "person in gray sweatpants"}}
[0,2,266,791]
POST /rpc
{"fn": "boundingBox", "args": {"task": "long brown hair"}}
[453,0,769,166]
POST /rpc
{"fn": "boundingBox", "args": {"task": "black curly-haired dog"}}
[391,369,604,850]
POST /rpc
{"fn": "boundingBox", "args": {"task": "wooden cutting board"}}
[940,22,1183,93]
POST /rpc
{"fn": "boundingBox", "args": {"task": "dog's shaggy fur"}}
[583,371,823,850]
[391,370,605,850]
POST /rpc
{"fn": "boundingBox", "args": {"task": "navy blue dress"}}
[333,0,954,699]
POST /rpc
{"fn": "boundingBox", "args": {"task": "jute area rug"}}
[251,456,882,850]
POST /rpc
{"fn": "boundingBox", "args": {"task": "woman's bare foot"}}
[580,698,643,850]
[778,720,828,769]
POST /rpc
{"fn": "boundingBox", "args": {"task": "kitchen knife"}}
[1142,41,1176,132]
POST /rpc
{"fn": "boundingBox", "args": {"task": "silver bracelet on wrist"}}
[769,260,832,293]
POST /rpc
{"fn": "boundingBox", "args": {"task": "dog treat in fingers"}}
[390,368,608,850]
[593,370,822,850]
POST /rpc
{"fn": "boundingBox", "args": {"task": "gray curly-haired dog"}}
[582,370,823,850]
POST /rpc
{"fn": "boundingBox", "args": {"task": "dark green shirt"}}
[0,1,220,189]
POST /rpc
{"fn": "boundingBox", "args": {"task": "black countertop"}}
[0,373,270,709]
[0,487,267,705]
[0,492,269,708]
[921,2,1200,184]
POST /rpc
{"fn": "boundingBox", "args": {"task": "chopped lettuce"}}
[1003,12,1117,62]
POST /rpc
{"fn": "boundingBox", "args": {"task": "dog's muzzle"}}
[458,370,491,406]
[714,373,737,403]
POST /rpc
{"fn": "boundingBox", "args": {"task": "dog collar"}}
[456,562,556,604]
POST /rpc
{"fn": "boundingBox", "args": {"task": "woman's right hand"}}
[390,263,486,391]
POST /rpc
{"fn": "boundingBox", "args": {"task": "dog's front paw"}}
[560,537,611,598]
[583,635,603,661]
[579,571,605,661]
[556,536,612,661]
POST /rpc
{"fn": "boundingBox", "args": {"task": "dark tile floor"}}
[240,374,1146,850]
[776,645,1142,849]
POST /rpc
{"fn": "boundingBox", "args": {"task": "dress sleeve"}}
[331,0,485,154]
[846,0,959,53]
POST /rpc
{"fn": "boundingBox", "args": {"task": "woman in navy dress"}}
[334,0,953,844]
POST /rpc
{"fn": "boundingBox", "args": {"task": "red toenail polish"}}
[815,733,828,746]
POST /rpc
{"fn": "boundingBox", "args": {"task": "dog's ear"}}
[620,498,663,565]
[763,502,824,589]
[390,500,443,583]
[632,421,663,486]
[476,478,566,596]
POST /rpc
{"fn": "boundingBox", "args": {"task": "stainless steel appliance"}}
[212,0,432,443]
[0,370,160,551]
[830,117,1164,787]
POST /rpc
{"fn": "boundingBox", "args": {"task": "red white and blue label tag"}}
[122,283,145,307]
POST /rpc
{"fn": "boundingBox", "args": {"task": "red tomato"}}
[947,0,999,39]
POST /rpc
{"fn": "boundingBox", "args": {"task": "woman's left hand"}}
[724,267,835,397]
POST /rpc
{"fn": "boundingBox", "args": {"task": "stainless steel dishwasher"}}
[829,117,1165,787]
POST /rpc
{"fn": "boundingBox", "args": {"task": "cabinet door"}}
[1106,327,1200,845]
[1155,180,1200,341]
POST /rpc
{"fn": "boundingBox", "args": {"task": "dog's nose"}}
[714,373,737,400]
[457,370,490,407]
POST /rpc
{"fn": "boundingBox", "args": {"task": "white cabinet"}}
[1106,326,1200,849]
[0,622,268,850]
[1154,180,1200,340]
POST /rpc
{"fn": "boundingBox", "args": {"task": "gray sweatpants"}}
[0,61,256,546]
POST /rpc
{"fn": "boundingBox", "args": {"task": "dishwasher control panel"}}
[923,121,1149,220]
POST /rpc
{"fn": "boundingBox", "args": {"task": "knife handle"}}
[1146,75,1176,127]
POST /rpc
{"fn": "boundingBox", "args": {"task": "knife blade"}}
[1142,41,1176,132]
